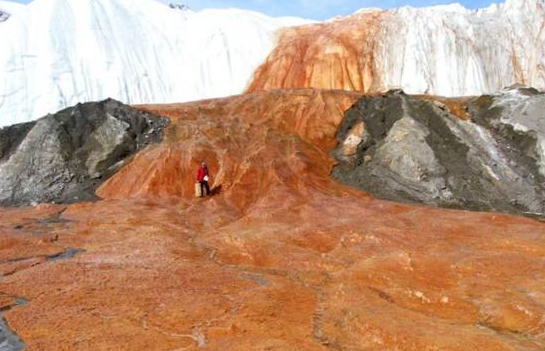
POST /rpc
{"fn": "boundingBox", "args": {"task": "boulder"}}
[0,99,168,206]
[332,88,545,217]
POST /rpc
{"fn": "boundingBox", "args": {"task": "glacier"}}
[0,0,544,127]
[375,0,545,96]
[0,0,311,127]
[248,0,544,98]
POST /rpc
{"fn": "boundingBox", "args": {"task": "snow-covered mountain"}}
[0,0,311,126]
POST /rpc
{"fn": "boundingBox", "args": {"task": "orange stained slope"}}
[98,89,361,209]
[0,89,543,351]
[247,12,384,94]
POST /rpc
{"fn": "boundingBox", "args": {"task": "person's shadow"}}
[210,184,222,196]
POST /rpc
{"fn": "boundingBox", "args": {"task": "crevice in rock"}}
[45,247,85,262]
[0,247,85,266]
[13,207,74,235]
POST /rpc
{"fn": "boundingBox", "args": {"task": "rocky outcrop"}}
[0,11,9,22]
[332,87,545,217]
[169,3,190,10]
[0,297,26,351]
[0,99,168,206]
[248,0,545,96]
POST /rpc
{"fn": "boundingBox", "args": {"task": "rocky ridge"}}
[332,87,545,217]
[0,99,168,206]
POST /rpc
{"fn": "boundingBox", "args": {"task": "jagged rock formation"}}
[332,87,545,217]
[248,0,545,96]
[0,90,543,351]
[0,99,168,206]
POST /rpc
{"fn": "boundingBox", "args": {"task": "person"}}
[196,161,210,197]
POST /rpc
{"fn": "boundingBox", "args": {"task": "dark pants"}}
[199,181,210,196]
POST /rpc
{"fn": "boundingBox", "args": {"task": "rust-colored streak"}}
[101,90,360,205]
[247,11,384,94]
[418,95,474,120]
[0,90,544,351]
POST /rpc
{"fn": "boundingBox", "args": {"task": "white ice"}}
[0,0,311,126]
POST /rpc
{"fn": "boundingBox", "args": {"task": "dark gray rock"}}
[0,99,168,206]
[169,3,190,10]
[0,314,24,351]
[0,11,9,22]
[0,298,26,351]
[332,88,545,217]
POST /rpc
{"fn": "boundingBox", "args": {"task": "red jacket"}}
[196,166,209,182]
